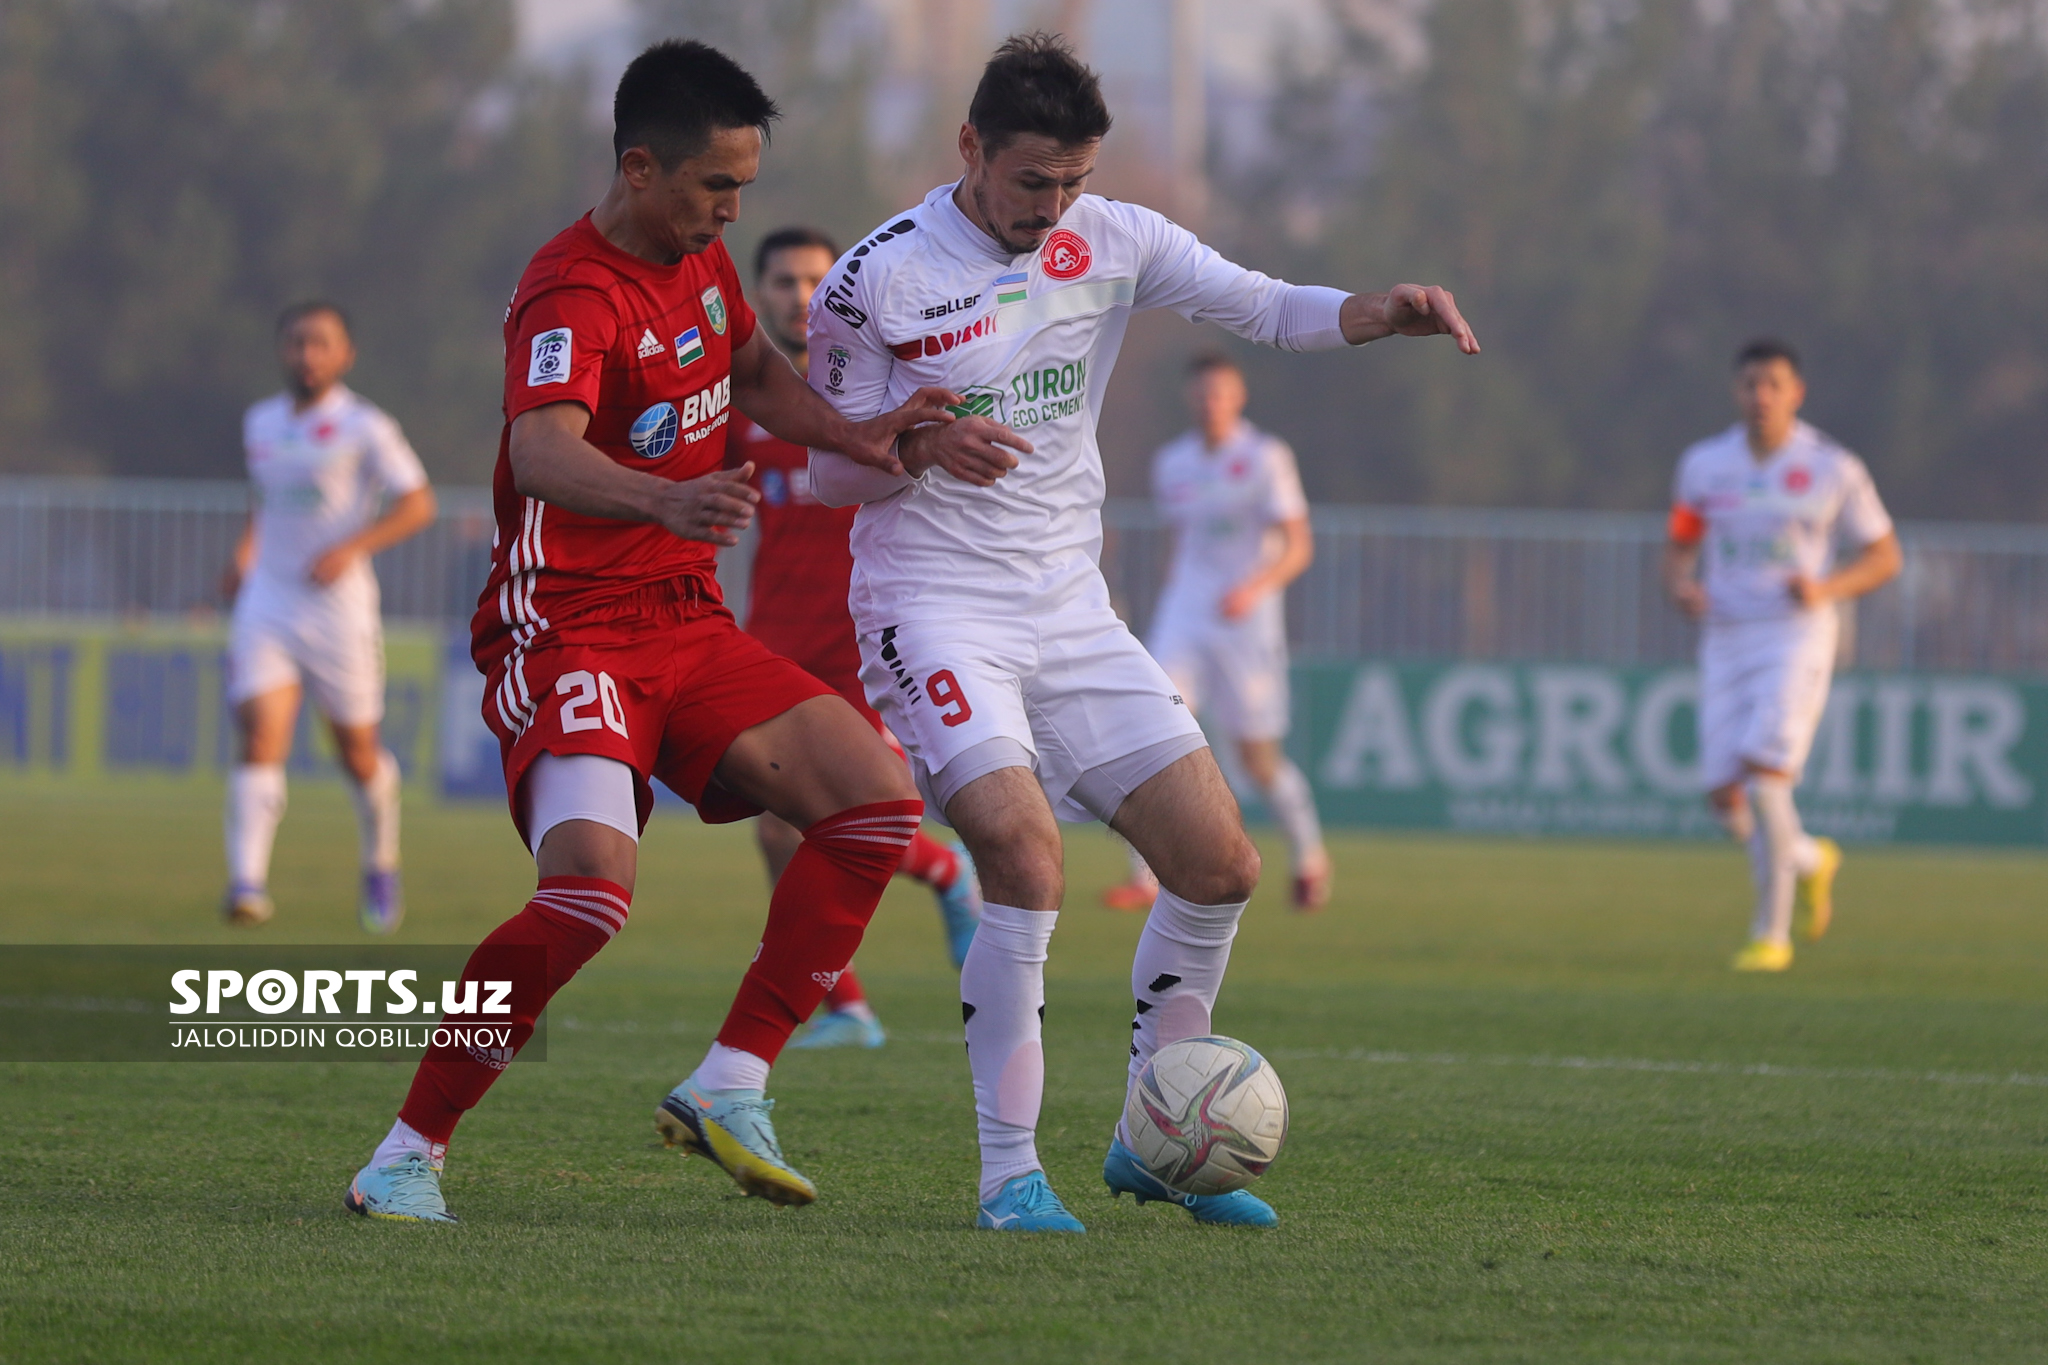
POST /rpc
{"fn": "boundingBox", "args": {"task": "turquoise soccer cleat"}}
[655,1077,817,1206]
[977,1171,1086,1232]
[935,843,982,968]
[788,1008,886,1050]
[359,869,404,936]
[1102,1136,1277,1227]
[345,1153,457,1224]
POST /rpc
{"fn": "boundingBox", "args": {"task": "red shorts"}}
[483,583,834,841]
[745,610,878,727]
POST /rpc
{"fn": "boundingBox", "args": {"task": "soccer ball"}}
[1123,1035,1288,1196]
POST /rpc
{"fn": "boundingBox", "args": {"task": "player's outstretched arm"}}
[509,401,760,547]
[728,328,957,475]
[1339,285,1481,353]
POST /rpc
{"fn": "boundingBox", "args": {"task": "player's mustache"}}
[1011,218,1055,232]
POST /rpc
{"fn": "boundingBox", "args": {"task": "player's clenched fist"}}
[657,462,761,546]
[836,386,963,475]
[898,412,1034,487]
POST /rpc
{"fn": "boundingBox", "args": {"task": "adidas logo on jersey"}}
[636,329,664,359]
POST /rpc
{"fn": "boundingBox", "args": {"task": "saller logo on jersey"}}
[527,328,571,386]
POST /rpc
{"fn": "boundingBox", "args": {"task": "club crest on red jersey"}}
[701,284,728,336]
[1041,229,1091,280]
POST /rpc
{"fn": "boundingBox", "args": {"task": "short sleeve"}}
[1836,455,1894,548]
[362,409,429,496]
[1671,448,1702,511]
[504,284,619,423]
[1263,438,1309,521]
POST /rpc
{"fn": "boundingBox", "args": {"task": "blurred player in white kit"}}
[1105,352,1328,913]
[222,302,436,932]
[1664,339,1900,972]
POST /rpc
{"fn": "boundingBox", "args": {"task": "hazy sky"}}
[514,0,1339,88]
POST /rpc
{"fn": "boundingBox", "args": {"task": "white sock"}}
[960,901,1057,1202]
[692,1041,771,1093]
[350,748,401,873]
[835,1000,879,1024]
[1118,889,1246,1143]
[1747,776,1801,945]
[1264,759,1326,870]
[370,1117,445,1172]
[1791,832,1822,876]
[224,763,287,889]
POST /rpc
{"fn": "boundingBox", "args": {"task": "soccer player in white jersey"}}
[805,35,1478,1232]
[222,302,436,933]
[1107,352,1329,913]
[1665,339,1900,972]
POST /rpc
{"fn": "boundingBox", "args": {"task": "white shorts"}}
[1698,614,1838,791]
[227,583,386,726]
[1147,595,1291,742]
[860,603,1207,826]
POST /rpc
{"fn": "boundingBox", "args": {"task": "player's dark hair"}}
[968,32,1111,153]
[754,226,840,280]
[1187,350,1240,377]
[613,39,780,170]
[1734,337,1801,374]
[276,300,350,338]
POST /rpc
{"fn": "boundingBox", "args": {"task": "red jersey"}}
[472,215,758,673]
[724,413,866,701]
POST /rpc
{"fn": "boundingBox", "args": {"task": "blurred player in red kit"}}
[343,40,959,1224]
[726,226,983,1050]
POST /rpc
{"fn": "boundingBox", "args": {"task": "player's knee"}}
[968,825,1063,910]
[1182,835,1261,906]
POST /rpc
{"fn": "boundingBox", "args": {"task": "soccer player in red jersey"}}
[727,227,984,1051]
[345,40,958,1224]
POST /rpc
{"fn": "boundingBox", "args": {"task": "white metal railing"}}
[3,478,2045,675]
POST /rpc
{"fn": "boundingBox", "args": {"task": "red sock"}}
[897,829,960,889]
[823,966,867,1012]
[396,876,629,1144]
[716,799,920,1062]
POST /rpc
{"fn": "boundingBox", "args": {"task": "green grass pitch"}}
[2,783,2045,1363]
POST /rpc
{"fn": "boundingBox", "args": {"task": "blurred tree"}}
[1210,0,2048,521]
[0,0,607,482]
[636,0,900,281]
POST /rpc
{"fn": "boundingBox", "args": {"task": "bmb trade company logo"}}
[0,945,546,1062]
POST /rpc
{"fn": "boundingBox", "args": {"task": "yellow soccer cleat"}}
[1732,939,1794,973]
[1794,837,1842,942]
[655,1078,817,1207]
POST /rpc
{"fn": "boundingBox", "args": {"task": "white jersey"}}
[1151,420,1308,627]
[1672,420,1893,624]
[241,385,428,604]
[806,183,1350,632]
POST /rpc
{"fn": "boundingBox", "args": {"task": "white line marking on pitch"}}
[1268,1047,2048,1090]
